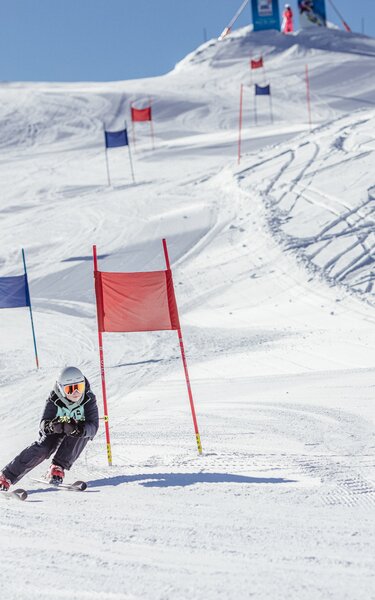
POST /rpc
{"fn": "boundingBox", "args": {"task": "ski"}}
[31,478,87,491]
[0,488,28,501]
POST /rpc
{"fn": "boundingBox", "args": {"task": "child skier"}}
[282,4,294,33]
[0,366,99,491]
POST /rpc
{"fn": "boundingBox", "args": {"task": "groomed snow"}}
[0,26,374,600]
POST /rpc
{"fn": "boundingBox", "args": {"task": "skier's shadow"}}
[88,472,296,489]
[27,487,99,496]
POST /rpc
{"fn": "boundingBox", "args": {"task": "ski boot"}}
[47,464,65,485]
[0,473,11,491]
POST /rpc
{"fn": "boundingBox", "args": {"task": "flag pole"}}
[149,98,155,150]
[218,0,249,39]
[305,64,312,131]
[21,248,39,369]
[131,102,136,150]
[269,90,274,125]
[125,120,136,184]
[93,245,113,466]
[254,87,258,126]
[327,0,351,31]
[238,83,243,165]
[162,238,203,455]
[103,126,111,186]
[262,61,267,86]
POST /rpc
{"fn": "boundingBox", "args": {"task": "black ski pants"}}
[2,434,89,485]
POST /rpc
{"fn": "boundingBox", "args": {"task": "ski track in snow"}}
[238,112,375,299]
[0,26,375,600]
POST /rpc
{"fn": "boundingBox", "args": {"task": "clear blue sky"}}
[0,1,373,81]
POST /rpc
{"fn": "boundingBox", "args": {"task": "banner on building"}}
[298,0,326,28]
[251,0,280,31]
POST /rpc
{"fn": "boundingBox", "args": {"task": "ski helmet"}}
[57,366,85,399]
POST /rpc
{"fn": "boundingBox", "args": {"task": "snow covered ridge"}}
[237,110,375,302]
[175,25,375,71]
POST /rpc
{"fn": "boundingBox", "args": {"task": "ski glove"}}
[63,420,85,437]
[41,418,64,435]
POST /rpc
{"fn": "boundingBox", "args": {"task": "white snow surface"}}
[0,26,374,600]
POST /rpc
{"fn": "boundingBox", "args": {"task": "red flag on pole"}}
[94,270,180,333]
[250,57,263,69]
[131,106,152,122]
[130,102,155,149]
[93,241,202,464]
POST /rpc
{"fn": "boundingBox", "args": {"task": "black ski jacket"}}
[39,377,99,440]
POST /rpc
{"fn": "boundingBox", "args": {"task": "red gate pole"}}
[305,64,312,131]
[238,83,244,165]
[93,245,113,466]
[162,238,203,455]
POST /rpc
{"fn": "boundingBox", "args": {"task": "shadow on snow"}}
[88,472,296,488]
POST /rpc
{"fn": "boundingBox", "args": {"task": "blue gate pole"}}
[22,248,39,369]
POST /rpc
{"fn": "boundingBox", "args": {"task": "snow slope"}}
[0,26,374,600]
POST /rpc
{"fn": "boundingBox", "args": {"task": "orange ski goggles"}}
[63,382,85,395]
